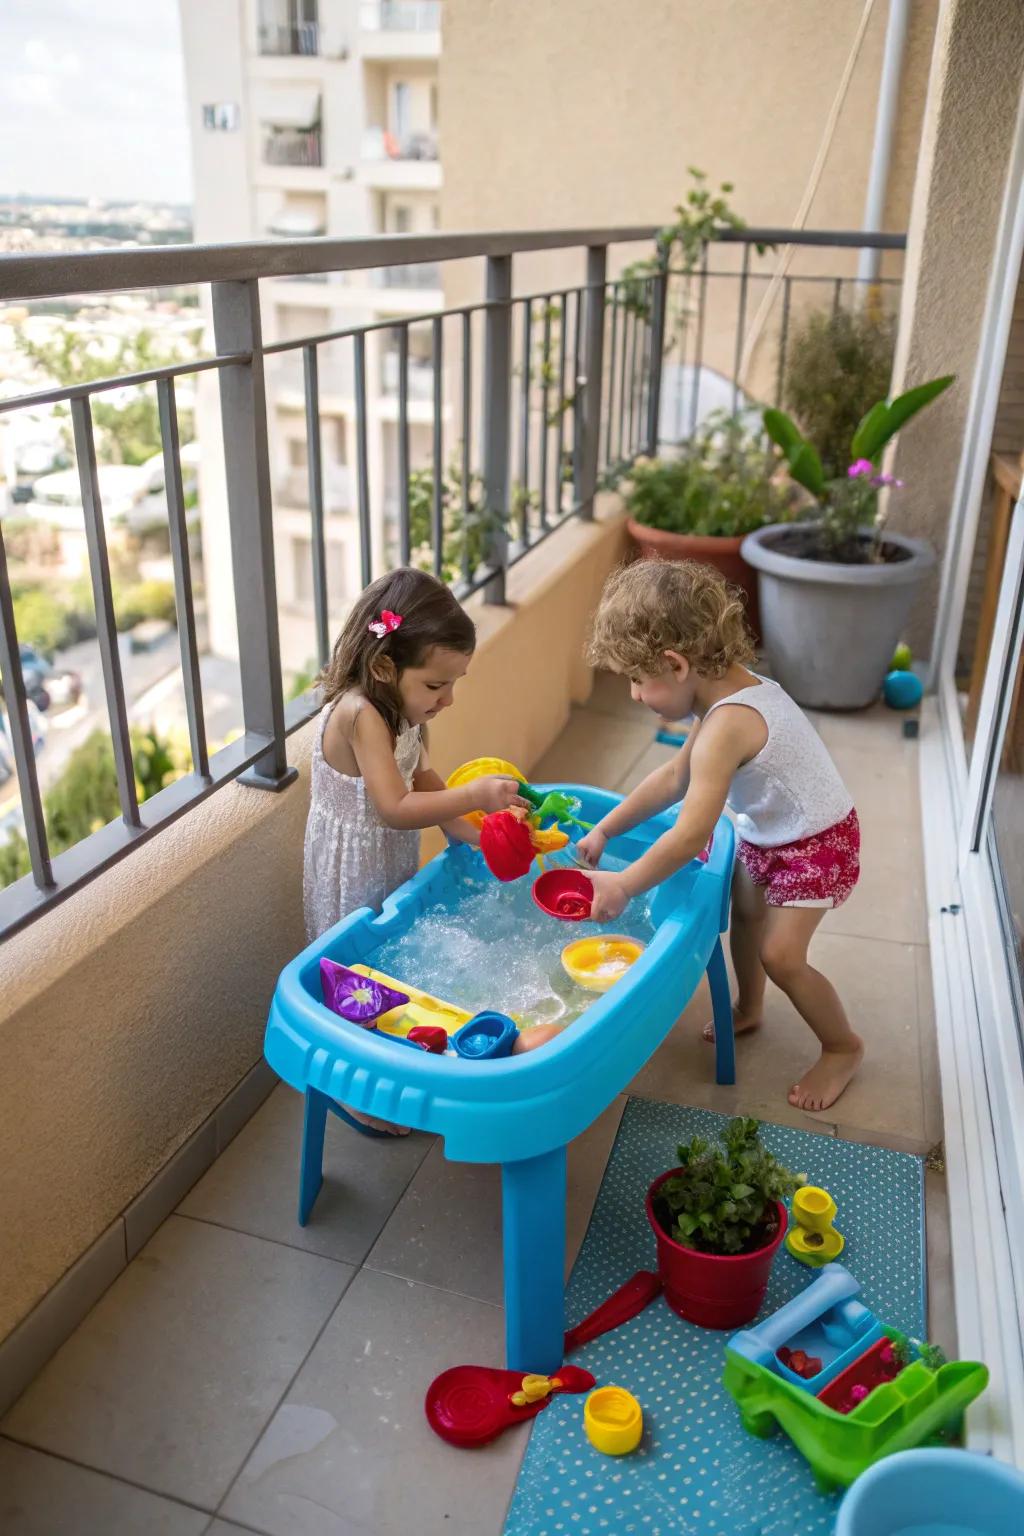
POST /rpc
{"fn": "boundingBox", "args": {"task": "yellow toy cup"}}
[446,757,526,831]
[792,1186,837,1233]
[561,936,645,992]
[584,1386,643,1455]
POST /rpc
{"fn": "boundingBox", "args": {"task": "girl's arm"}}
[588,712,751,920]
[413,740,480,845]
[352,705,520,830]
[577,721,700,863]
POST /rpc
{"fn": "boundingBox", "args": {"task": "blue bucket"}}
[836,1449,1024,1536]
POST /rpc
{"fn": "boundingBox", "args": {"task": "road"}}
[1,628,246,828]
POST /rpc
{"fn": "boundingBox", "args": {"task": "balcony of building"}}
[0,201,1022,1533]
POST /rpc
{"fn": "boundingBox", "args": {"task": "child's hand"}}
[574,827,607,868]
[474,775,529,815]
[588,871,630,922]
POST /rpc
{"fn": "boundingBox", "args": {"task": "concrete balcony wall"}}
[0,505,628,1371]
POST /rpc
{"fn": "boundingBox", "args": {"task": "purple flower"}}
[871,472,904,489]
[847,459,874,479]
[320,958,409,1023]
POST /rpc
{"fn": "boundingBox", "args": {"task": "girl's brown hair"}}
[588,559,755,679]
[318,568,476,737]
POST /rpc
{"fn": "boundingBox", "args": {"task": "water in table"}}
[366,855,654,1032]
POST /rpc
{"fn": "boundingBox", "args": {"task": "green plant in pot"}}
[741,374,954,710]
[624,410,792,636]
[646,1117,804,1328]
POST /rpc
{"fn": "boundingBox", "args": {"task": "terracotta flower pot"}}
[626,518,761,639]
[646,1169,787,1329]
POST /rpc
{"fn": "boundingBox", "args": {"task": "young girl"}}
[304,567,524,1132]
[578,559,863,1114]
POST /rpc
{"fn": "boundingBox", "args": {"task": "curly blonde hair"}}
[587,559,754,680]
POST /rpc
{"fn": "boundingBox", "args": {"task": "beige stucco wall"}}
[0,509,627,1345]
[439,0,937,263]
[888,0,1024,653]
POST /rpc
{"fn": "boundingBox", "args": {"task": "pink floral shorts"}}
[737,808,861,909]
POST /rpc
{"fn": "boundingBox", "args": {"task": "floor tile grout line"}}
[210,1260,360,1521]
[357,1260,506,1312]
[0,1431,219,1519]
[209,1137,442,1521]
[173,1210,363,1269]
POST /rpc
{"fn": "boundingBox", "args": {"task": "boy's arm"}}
[580,722,700,857]
[588,715,745,920]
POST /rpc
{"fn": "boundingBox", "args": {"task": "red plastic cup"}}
[532,869,594,921]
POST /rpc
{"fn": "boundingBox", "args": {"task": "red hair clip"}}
[368,609,403,638]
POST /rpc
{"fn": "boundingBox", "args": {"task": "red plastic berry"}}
[777,1347,792,1365]
[849,1384,870,1404]
[789,1350,808,1372]
[804,1357,823,1378]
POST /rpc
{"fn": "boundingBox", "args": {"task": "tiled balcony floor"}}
[0,674,950,1535]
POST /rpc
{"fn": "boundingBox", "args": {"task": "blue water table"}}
[264,784,736,1375]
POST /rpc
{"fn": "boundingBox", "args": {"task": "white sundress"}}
[303,700,422,941]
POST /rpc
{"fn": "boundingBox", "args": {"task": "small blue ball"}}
[883,669,923,710]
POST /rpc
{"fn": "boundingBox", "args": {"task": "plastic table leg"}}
[707,935,736,1085]
[501,1144,567,1374]
[298,1087,330,1225]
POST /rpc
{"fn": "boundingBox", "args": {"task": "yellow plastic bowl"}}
[584,1386,643,1455]
[561,936,645,992]
[446,757,526,830]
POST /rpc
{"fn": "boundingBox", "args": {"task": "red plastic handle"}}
[563,1270,662,1353]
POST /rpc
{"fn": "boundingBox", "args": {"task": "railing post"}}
[211,278,297,791]
[482,254,512,604]
[578,244,607,519]
[646,248,669,456]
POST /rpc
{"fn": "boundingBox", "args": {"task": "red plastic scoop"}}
[424,1364,595,1447]
[563,1270,663,1353]
[532,869,594,921]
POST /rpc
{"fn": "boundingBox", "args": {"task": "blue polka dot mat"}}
[503,1099,925,1536]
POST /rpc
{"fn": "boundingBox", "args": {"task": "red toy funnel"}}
[532,868,594,921]
[425,1364,594,1447]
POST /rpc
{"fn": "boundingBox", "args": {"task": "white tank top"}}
[703,676,853,848]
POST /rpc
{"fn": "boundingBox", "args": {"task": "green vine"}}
[618,168,769,348]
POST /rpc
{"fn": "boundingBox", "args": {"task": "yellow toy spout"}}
[785,1186,845,1267]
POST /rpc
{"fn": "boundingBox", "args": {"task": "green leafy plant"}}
[653,1117,804,1256]
[15,326,201,466]
[0,725,189,888]
[624,410,792,538]
[783,306,897,478]
[407,461,506,585]
[620,168,760,325]
[763,374,954,562]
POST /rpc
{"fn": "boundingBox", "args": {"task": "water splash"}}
[367,858,653,1030]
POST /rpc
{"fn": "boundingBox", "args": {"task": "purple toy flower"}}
[320,958,409,1024]
[847,459,874,479]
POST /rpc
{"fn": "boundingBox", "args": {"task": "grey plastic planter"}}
[741,523,936,710]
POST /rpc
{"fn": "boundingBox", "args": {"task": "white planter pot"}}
[741,523,936,710]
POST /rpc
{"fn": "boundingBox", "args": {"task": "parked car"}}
[29,442,199,535]
[0,698,47,787]
[18,644,83,712]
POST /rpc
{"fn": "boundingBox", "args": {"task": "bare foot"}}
[343,1104,410,1136]
[703,1007,763,1043]
[787,1037,864,1112]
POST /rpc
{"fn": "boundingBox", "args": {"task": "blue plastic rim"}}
[835,1449,1024,1535]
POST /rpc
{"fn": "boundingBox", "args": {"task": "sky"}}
[0,0,192,206]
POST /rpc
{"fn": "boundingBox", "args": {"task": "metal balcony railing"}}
[360,2,441,33]
[258,21,321,56]
[0,225,905,939]
[263,127,323,168]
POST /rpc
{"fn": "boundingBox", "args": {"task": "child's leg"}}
[703,861,768,1041]
[758,906,863,1112]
